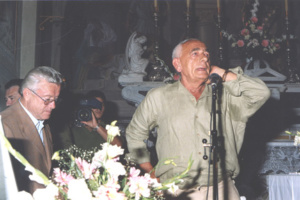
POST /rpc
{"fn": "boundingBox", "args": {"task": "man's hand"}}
[209,65,237,82]
[140,162,160,183]
[209,65,225,76]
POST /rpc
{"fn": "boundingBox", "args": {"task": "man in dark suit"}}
[0,66,63,194]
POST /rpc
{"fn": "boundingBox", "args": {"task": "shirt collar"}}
[19,99,44,130]
[177,80,211,99]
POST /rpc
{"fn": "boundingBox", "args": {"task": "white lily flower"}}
[106,125,120,137]
[102,143,124,159]
[166,182,179,194]
[105,120,120,137]
[68,179,93,200]
[14,191,34,200]
[104,159,126,177]
[33,183,58,200]
[26,166,48,185]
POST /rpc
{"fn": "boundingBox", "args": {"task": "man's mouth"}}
[196,67,206,71]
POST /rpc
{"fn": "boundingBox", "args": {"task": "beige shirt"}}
[126,67,270,189]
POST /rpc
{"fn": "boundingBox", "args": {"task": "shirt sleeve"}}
[223,66,271,122]
[125,89,158,164]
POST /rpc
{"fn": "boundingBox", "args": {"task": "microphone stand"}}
[211,82,219,200]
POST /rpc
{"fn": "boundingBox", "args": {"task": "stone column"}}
[20,1,37,78]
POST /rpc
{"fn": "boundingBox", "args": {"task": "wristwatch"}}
[93,125,99,131]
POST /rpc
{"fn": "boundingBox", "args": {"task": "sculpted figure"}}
[119,32,149,83]
[127,32,149,75]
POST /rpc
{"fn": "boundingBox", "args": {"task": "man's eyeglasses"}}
[28,88,59,105]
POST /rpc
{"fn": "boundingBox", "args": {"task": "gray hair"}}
[20,66,63,95]
[172,38,201,59]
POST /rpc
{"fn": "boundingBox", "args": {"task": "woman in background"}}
[58,90,122,151]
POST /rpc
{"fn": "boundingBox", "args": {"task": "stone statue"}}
[118,32,149,83]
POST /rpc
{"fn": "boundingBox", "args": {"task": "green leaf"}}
[87,179,99,191]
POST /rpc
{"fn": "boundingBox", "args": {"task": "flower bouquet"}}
[0,119,193,200]
[221,0,282,59]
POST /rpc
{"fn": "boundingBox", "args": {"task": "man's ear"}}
[172,58,182,72]
[22,88,30,99]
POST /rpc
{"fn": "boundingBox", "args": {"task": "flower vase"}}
[244,57,270,77]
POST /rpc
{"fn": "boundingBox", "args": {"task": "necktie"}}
[36,121,44,144]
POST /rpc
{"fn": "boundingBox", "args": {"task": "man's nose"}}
[6,100,11,107]
[49,101,56,109]
[201,52,209,61]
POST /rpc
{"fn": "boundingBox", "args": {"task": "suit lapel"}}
[42,125,53,171]
[14,103,49,169]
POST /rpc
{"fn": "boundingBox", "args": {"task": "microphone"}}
[209,73,221,87]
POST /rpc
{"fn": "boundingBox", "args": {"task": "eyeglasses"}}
[28,88,58,105]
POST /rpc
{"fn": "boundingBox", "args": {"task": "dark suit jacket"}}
[0,102,53,194]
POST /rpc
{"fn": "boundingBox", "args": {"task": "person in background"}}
[1,66,63,194]
[125,39,270,200]
[58,90,122,151]
[5,78,23,107]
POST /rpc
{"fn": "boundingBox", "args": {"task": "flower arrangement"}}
[285,131,300,146]
[0,118,193,200]
[221,0,282,59]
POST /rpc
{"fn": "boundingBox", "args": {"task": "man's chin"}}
[197,74,209,80]
[42,113,51,120]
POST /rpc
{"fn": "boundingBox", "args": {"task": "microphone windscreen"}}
[209,73,221,85]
